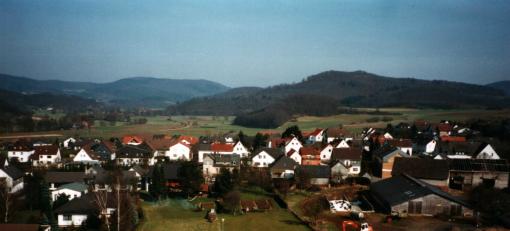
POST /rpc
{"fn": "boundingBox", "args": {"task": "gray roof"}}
[45,172,87,184]
[0,166,24,180]
[270,156,298,171]
[392,157,449,180]
[374,147,409,161]
[371,174,471,208]
[56,182,88,192]
[449,159,510,172]
[254,148,284,159]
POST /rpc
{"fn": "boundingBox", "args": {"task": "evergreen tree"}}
[52,193,70,209]
[214,168,233,196]
[149,163,166,200]
[178,161,204,197]
[282,125,304,142]
[252,133,268,151]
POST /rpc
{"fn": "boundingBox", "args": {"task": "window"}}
[63,215,72,221]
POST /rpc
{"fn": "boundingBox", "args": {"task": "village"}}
[0,119,509,231]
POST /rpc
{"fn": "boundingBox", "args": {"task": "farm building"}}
[371,174,473,217]
[448,159,510,191]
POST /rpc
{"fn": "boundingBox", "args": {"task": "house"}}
[116,144,152,166]
[325,127,352,143]
[177,135,199,146]
[91,170,138,192]
[232,141,250,158]
[391,157,449,187]
[45,172,87,190]
[437,123,453,137]
[286,149,301,165]
[270,156,298,179]
[448,159,510,191]
[284,137,303,154]
[31,145,61,167]
[73,145,100,164]
[166,141,192,161]
[319,144,334,162]
[197,142,245,163]
[0,165,24,193]
[300,147,321,166]
[7,140,34,163]
[436,141,499,160]
[295,165,331,186]
[122,135,143,145]
[372,147,410,179]
[330,148,362,178]
[308,128,324,143]
[51,182,89,201]
[387,139,413,156]
[63,137,76,149]
[203,154,240,180]
[129,165,149,191]
[473,143,500,159]
[370,174,473,217]
[54,193,115,227]
[335,139,350,149]
[425,139,437,154]
[89,141,117,162]
[251,148,283,167]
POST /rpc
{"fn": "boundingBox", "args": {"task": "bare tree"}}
[0,182,19,223]
[94,188,112,231]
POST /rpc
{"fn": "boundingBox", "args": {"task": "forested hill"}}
[487,80,510,96]
[168,70,510,116]
[0,74,230,107]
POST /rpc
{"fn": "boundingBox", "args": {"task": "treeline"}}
[233,94,340,128]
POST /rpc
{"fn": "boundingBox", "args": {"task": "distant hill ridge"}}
[0,74,230,107]
[168,70,510,117]
[487,80,510,96]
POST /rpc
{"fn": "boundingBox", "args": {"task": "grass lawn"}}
[138,195,310,231]
[2,108,509,139]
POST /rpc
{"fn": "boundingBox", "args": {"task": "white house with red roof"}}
[284,137,303,154]
[31,145,61,167]
[287,149,302,165]
[320,144,334,162]
[7,140,34,163]
[197,142,238,162]
[308,128,324,143]
[165,142,192,161]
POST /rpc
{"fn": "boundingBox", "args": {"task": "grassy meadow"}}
[1,108,509,139]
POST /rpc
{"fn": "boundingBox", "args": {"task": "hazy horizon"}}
[1,0,509,87]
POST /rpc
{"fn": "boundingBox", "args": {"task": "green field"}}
[1,108,509,139]
[138,192,309,231]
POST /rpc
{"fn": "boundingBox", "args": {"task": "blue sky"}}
[1,0,509,87]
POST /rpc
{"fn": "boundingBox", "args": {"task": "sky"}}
[0,0,509,87]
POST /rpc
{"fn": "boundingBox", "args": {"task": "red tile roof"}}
[178,136,199,145]
[440,136,466,142]
[388,139,413,148]
[299,147,320,158]
[31,145,59,160]
[211,143,234,152]
[122,135,143,145]
[308,128,323,137]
